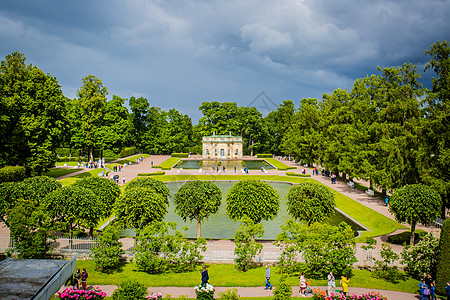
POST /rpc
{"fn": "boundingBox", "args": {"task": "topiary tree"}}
[389,184,442,246]
[21,176,62,203]
[43,186,101,239]
[74,176,121,218]
[286,182,335,225]
[173,180,222,238]
[436,218,450,295]
[125,177,170,204]
[0,182,22,227]
[114,187,168,229]
[226,180,280,223]
[91,224,125,270]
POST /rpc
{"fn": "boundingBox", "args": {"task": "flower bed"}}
[312,289,388,300]
[147,292,163,299]
[56,287,107,299]
[194,283,215,300]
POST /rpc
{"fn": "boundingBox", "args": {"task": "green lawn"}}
[75,261,419,294]
[43,168,82,178]
[55,161,80,167]
[157,157,181,170]
[264,158,296,170]
[58,168,107,186]
[138,174,405,240]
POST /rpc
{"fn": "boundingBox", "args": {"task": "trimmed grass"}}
[43,168,81,178]
[75,262,419,293]
[55,161,80,167]
[139,174,405,240]
[58,168,107,186]
[264,158,296,170]
[157,157,181,170]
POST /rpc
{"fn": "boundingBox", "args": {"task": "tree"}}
[133,221,206,273]
[226,180,279,223]
[114,187,168,229]
[401,232,440,278]
[389,184,442,246]
[74,176,121,220]
[125,177,170,204]
[43,186,101,239]
[421,40,450,217]
[91,224,125,270]
[129,96,150,152]
[77,75,108,161]
[8,199,53,258]
[20,176,62,203]
[163,108,195,153]
[0,52,68,175]
[233,217,264,271]
[300,222,357,278]
[0,182,22,226]
[197,101,241,136]
[173,180,222,238]
[286,182,335,225]
[436,218,450,295]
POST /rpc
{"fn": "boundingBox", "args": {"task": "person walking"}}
[201,266,209,287]
[81,268,88,290]
[327,271,335,296]
[445,282,450,300]
[429,282,437,300]
[341,274,350,296]
[123,176,125,184]
[419,280,428,300]
[264,265,273,290]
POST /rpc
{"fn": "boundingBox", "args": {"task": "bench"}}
[434,217,444,228]
[365,189,374,196]
[347,181,355,188]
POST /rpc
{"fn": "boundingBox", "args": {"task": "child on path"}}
[341,274,350,296]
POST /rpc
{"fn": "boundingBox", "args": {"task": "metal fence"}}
[0,235,404,267]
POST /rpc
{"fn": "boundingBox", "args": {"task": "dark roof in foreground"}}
[0,258,67,299]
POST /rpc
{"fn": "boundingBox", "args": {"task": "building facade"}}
[202,135,243,159]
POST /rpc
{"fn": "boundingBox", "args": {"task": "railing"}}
[0,235,404,267]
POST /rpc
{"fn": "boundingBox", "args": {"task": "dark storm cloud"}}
[0,0,449,120]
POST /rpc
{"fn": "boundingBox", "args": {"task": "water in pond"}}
[174,160,274,170]
[119,181,364,239]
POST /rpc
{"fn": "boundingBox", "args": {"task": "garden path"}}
[62,284,419,300]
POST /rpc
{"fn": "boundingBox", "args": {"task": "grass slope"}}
[157,157,181,170]
[43,168,82,178]
[58,168,107,186]
[264,158,296,170]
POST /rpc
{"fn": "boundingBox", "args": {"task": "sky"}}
[1,0,449,121]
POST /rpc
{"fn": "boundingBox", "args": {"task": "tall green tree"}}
[436,218,450,295]
[389,184,442,246]
[173,180,222,238]
[0,52,68,175]
[421,40,450,216]
[264,100,295,155]
[164,108,194,153]
[77,75,108,161]
[129,96,150,152]
[198,101,241,136]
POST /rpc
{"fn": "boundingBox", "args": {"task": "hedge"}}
[119,147,137,158]
[256,154,272,158]
[0,166,27,183]
[436,218,450,295]
[285,172,311,177]
[171,153,189,158]
[137,171,165,176]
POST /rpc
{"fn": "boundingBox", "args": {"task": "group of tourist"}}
[65,268,88,290]
[419,273,438,300]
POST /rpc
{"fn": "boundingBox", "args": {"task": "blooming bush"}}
[56,287,106,299]
[312,291,388,300]
[194,283,215,300]
[147,292,163,300]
